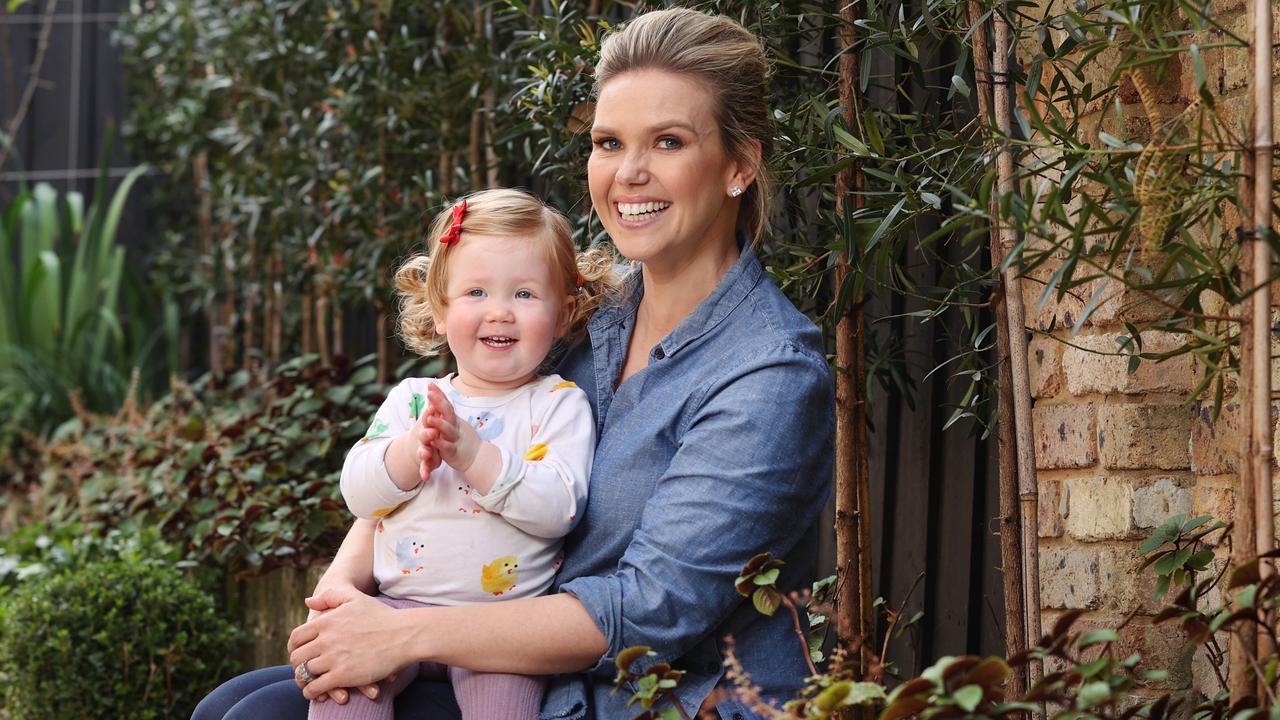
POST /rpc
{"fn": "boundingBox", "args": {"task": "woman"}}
[194,8,833,719]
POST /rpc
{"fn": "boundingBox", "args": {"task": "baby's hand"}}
[425,384,482,472]
[411,404,442,481]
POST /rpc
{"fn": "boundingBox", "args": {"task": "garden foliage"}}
[0,134,174,461]
[0,550,239,720]
[7,354,426,574]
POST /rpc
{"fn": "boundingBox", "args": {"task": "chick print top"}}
[341,374,594,605]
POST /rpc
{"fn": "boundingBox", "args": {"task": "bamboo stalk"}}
[332,290,344,358]
[193,152,223,378]
[1249,0,1275,674]
[270,253,283,371]
[301,292,314,356]
[1233,210,1258,700]
[316,286,331,366]
[991,2,1043,695]
[833,1,874,711]
[967,0,1028,700]
[377,311,389,385]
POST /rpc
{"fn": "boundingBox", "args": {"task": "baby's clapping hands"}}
[424,384,482,473]
[421,385,501,494]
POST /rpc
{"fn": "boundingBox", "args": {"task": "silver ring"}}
[296,660,317,684]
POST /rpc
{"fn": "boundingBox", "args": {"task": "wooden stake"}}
[1233,150,1258,700]
[377,311,389,386]
[833,0,875,709]
[991,1,1043,695]
[967,0,1028,700]
[1249,0,1275,677]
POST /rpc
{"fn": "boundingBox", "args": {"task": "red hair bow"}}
[439,199,467,250]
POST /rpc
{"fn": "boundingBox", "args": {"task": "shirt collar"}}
[589,234,763,359]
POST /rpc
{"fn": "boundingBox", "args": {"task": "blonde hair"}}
[395,188,619,357]
[594,8,775,243]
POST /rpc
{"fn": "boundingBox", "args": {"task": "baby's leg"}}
[449,666,544,720]
[307,597,433,720]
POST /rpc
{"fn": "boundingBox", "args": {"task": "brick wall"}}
[1021,0,1279,698]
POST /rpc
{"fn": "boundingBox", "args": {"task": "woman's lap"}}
[192,665,459,720]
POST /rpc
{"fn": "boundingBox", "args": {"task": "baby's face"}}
[433,234,572,396]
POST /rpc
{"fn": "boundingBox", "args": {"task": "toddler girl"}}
[309,188,615,720]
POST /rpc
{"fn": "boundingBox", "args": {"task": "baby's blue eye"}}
[515,290,534,299]
[467,288,485,297]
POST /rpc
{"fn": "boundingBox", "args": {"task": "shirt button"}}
[653,347,666,360]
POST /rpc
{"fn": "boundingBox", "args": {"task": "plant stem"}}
[0,0,55,175]
[781,593,819,677]
[991,0,1044,704]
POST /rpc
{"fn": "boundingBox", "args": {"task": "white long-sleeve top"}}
[340,374,593,605]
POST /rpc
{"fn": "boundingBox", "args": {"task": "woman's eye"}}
[657,136,682,150]
[593,137,621,151]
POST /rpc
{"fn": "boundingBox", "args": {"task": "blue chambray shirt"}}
[542,240,835,720]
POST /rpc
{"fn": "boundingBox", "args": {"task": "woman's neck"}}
[635,239,740,338]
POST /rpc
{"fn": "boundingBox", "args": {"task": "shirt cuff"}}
[473,446,517,511]
[559,574,625,675]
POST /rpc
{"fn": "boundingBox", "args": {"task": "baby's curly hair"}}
[395,188,620,357]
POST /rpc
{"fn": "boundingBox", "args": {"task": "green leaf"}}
[1076,680,1112,709]
[1077,629,1120,648]
[752,586,781,617]
[953,684,983,712]
[753,568,780,586]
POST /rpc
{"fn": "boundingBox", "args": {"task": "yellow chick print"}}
[550,380,577,392]
[481,556,519,596]
[524,443,549,461]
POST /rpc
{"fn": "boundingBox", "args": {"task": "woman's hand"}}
[288,585,418,700]
[298,592,382,705]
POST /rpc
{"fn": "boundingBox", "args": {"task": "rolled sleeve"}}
[562,344,834,674]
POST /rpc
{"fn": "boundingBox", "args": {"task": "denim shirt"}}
[542,241,835,720]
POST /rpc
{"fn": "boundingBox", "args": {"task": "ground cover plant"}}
[5,354,427,575]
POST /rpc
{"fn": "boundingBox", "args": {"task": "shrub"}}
[9,353,436,574]
[0,555,239,720]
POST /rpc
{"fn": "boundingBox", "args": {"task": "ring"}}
[296,660,317,684]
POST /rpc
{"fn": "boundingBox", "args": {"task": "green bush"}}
[9,353,436,574]
[0,556,239,720]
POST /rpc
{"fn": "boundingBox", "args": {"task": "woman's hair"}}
[594,8,775,243]
[395,188,619,357]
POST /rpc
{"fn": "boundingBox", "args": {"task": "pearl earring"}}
[728,186,743,198]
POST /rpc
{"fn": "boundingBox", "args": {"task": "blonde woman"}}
[195,8,833,720]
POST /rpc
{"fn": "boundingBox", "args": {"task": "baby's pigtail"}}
[394,254,446,356]
[567,245,623,341]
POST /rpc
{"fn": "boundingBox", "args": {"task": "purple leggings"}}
[307,596,543,720]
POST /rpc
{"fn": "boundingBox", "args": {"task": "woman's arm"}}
[287,588,606,699]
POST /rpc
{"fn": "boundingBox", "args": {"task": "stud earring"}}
[728,186,743,198]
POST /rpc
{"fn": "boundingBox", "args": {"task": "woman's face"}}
[588,69,750,270]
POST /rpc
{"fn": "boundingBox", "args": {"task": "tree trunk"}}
[967,0,1027,699]
[833,1,874,710]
